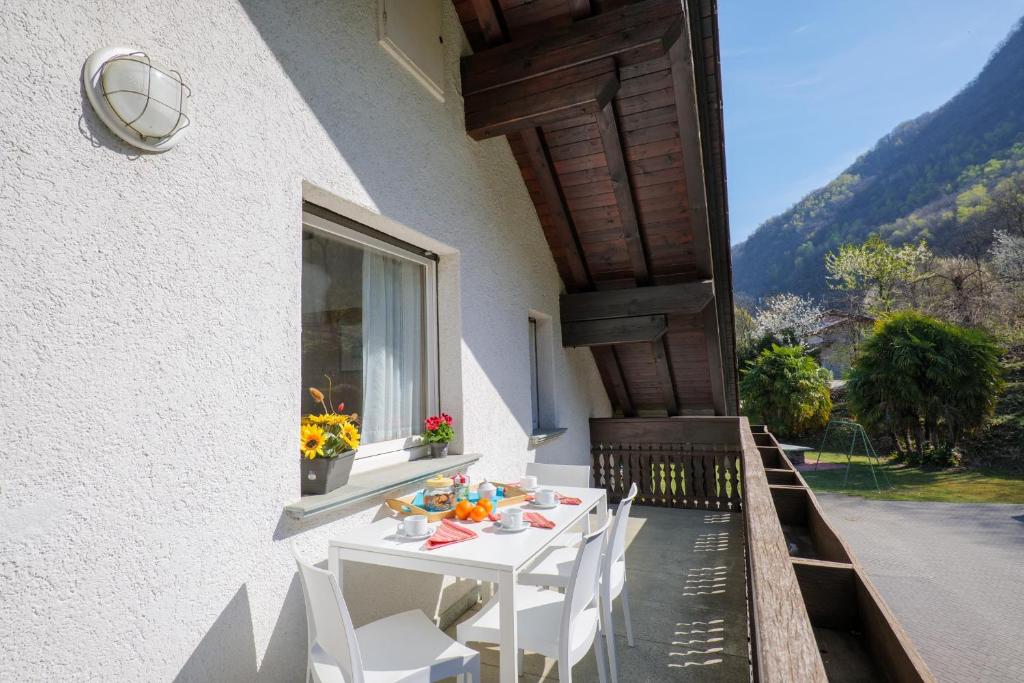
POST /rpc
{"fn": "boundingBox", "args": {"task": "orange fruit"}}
[468,504,488,523]
[478,498,494,513]
[455,500,474,521]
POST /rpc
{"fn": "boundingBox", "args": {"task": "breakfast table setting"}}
[327,473,609,683]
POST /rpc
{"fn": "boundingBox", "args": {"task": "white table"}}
[328,485,608,683]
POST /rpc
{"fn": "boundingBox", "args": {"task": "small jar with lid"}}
[423,476,455,512]
[452,471,470,502]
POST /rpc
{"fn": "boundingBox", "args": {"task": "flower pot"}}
[428,442,449,459]
[301,451,355,495]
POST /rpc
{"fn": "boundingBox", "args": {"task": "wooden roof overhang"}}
[456,0,737,416]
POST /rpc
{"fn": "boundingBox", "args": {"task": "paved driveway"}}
[818,494,1024,683]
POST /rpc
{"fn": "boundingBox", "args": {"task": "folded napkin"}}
[425,518,478,550]
[523,512,556,529]
[488,511,556,529]
[525,493,582,505]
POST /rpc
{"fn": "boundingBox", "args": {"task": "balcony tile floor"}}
[443,506,750,682]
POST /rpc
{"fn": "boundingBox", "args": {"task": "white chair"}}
[526,462,591,488]
[517,483,638,683]
[293,545,480,683]
[457,521,612,683]
[526,462,592,547]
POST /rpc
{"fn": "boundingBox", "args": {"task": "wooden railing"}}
[738,417,829,682]
[591,442,742,510]
[589,416,933,682]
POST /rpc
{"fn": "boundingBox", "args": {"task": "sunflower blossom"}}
[300,424,326,459]
[340,421,360,450]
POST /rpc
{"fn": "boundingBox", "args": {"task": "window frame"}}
[301,210,439,460]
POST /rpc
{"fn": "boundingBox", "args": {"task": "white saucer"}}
[494,523,529,533]
[529,501,559,510]
[395,530,433,541]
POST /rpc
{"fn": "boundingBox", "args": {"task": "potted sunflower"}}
[300,386,361,495]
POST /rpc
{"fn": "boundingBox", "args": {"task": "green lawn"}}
[800,451,1024,503]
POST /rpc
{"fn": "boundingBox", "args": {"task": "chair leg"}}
[518,649,524,677]
[594,626,609,683]
[472,657,481,683]
[620,580,635,647]
[602,598,618,683]
[558,659,572,683]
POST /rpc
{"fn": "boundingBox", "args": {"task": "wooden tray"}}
[385,483,529,522]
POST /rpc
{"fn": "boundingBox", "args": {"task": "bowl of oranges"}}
[455,497,493,523]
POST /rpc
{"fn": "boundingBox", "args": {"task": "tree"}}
[740,345,832,439]
[825,235,931,313]
[753,293,822,340]
[991,230,1024,284]
[734,305,757,364]
[847,312,1002,460]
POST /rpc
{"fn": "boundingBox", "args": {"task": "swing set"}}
[813,419,892,491]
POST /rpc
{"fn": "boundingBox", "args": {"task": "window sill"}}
[528,428,568,449]
[283,453,481,520]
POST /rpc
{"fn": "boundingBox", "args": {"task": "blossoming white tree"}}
[753,293,823,340]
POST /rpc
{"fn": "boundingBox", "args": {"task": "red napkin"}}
[523,512,556,529]
[425,518,478,550]
[525,493,582,505]
[489,511,556,529]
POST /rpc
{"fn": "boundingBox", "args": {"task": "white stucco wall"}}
[0,1,611,680]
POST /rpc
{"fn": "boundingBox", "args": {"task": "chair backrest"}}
[292,545,364,683]
[526,462,591,488]
[559,519,610,660]
[606,482,638,570]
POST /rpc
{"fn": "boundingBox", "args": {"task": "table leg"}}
[595,492,609,529]
[498,569,519,683]
[328,546,342,585]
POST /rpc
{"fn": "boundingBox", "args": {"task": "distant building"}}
[805,310,876,376]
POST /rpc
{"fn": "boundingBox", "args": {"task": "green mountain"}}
[732,18,1024,301]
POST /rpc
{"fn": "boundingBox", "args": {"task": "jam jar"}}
[423,476,455,512]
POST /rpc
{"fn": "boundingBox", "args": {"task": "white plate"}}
[494,523,529,533]
[394,530,434,542]
[529,501,559,510]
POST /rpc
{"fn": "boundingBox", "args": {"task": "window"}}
[529,317,540,433]
[302,210,438,457]
[527,312,558,437]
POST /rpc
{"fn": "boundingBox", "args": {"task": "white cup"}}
[398,514,428,537]
[534,488,557,506]
[502,508,525,530]
[519,475,538,490]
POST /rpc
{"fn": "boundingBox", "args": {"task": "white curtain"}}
[361,250,424,443]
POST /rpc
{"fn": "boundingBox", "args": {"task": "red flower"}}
[425,416,441,431]
[337,402,345,413]
[441,413,453,426]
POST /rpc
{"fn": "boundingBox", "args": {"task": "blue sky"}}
[721,0,1024,245]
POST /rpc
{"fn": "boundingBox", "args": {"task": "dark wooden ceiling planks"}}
[455,0,737,417]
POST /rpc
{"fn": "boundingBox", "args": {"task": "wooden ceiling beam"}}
[563,314,667,348]
[668,9,729,415]
[561,281,714,322]
[566,0,591,20]
[591,346,635,416]
[651,336,680,415]
[462,0,684,95]
[702,297,727,415]
[465,62,619,140]
[519,128,591,290]
[668,23,712,279]
[470,0,507,45]
[596,101,649,284]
